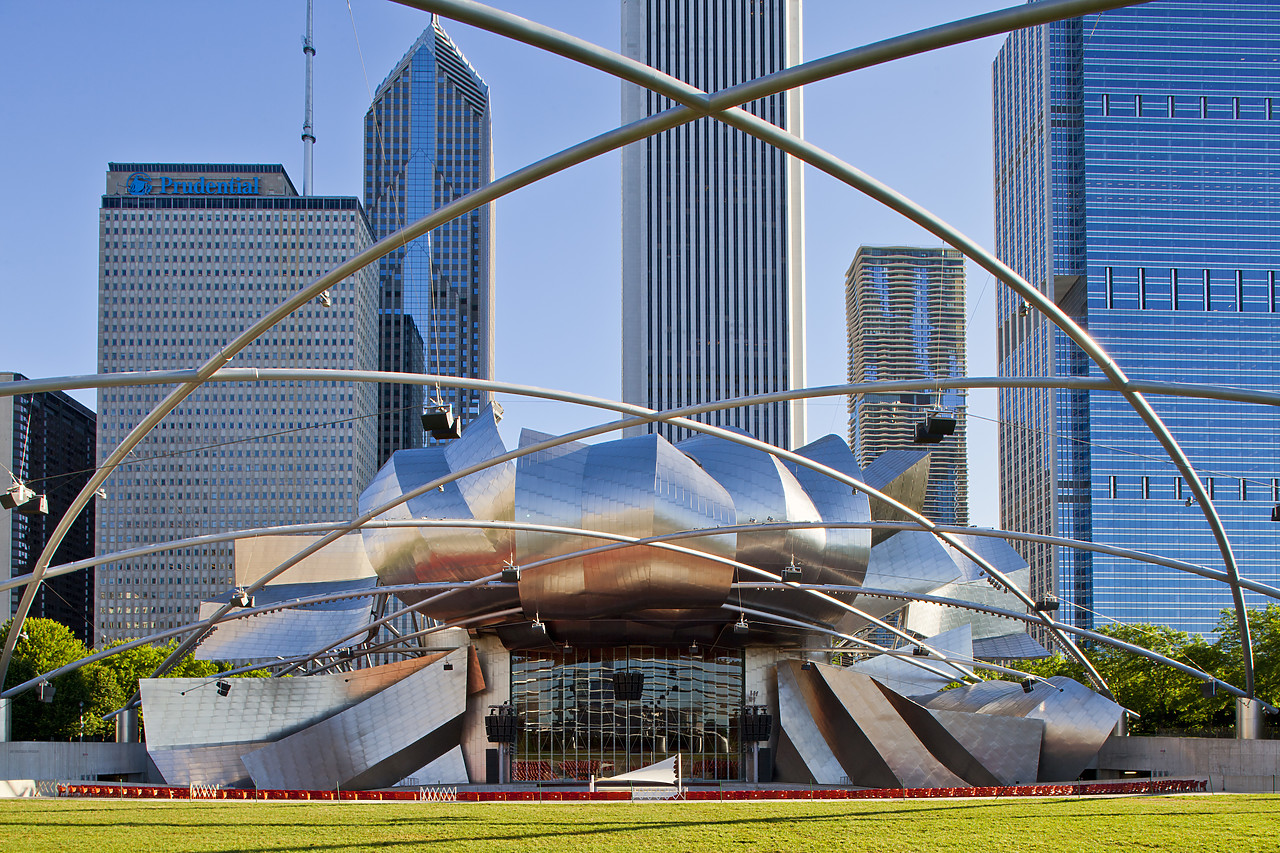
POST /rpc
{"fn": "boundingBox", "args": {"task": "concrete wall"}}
[1097,735,1280,793]
[0,742,152,783]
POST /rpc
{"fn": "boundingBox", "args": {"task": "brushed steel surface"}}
[928,709,1043,785]
[860,449,932,544]
[141,657,440,786]
[242,648,470,790]
[972,632,1050,660]
[775,659,846,784]
[400,744,469,785]
[517,434,736,621]
[815,664,969,789]
[193,577,376,660]
[782,434,872,588]
[850,624,973,696]
[359,406,517,622]
[915,675,1122,781]
[838,530,967,633]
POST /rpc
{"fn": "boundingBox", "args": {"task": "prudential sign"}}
[126,172,261,196]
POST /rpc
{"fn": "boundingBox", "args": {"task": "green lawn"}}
[1,796,1276,852]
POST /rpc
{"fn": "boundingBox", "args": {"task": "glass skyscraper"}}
[2,372,96,645]
[364,16,495,465]
[621,0,805,449]
[994,2,1280,635]
[95,163,378,643]
[846,247,968,526]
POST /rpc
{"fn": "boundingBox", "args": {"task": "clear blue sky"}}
[0,1,1015,525]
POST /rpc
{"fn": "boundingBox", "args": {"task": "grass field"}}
[1,796,1276,853]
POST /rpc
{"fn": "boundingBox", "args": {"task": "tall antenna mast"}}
[301,0,316,196]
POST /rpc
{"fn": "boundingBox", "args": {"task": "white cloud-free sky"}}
[0,1,1018,526]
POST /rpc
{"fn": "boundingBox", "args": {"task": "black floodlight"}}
[443,661,454,671]
[501,565,521,583]
[215,680,232,697]
[800,660,813,671]
[733,617,749,635]
[421,405,460,440]
[1271,505,1280,522]
[781,564,802,584]
[1201,680,1217,699]
[37,681,55,703]
[914,422,945,444]
[689,641,700,655]
[1021,678,1035,694]
[230,588,254,608]
[912,646,929,657]
[1033,597,1060,613]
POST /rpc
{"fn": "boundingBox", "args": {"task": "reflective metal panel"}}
[972,632,1050,660]
[141,657,439,786]
[242,649,470,790]
[359,406,516,621]
[928,710,1043,786]
[860,449,932,544]
[775,660,847,785]
[193,577,376,660]
[840,530,965,633]
[850,624,972,696]
[783,434,872,587]
[400,744,469,786]
[517,434,736,622]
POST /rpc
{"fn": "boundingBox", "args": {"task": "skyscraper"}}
[994,2,1280,634]
[845,247,968,526]
[621,0,805,449]
[2,373,96,645]
[365,17,495,464]
[95,163,378,643]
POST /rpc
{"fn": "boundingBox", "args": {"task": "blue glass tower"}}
[995,2,1280,635]
[365,16,495,464]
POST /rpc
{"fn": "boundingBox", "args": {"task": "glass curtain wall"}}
[510,646,744,783]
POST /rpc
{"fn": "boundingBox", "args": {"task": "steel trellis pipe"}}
[406,0,1251,695]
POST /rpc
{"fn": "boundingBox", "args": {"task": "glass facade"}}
[3,373,97,645]
[510,646,745,782]
[95,164,379,643]
[995,2,1280,635]
[846,247,968,525]
[364,16,494,465]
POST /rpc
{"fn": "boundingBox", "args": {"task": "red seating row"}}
[55,778,1206,801]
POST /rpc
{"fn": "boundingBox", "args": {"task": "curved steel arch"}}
[13,369,1280,412]
[11,366,1269,696]
[0,0,1150,691]
[404,0,1252,692]
[17,515,1280,613]
[6,0,1257,705]
[733,585,1275,712]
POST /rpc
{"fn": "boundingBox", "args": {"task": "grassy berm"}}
[1,795,1276,853]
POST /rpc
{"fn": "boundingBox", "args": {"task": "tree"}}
[1,618,123,741]
[1017,622,1231,734]
[1212,604,1280,708]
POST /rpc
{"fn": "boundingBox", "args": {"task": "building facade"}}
[364,16,495,465]
[2,373,96,645]
[846,247,968,526]
[994,2,1280,634]
[621,0,805,449]
[95,163,378,643]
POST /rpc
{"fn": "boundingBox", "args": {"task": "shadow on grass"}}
[6,798,1273,853]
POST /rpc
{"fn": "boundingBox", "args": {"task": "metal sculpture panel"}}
[141,657,440,787]
[242,649,469,790]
